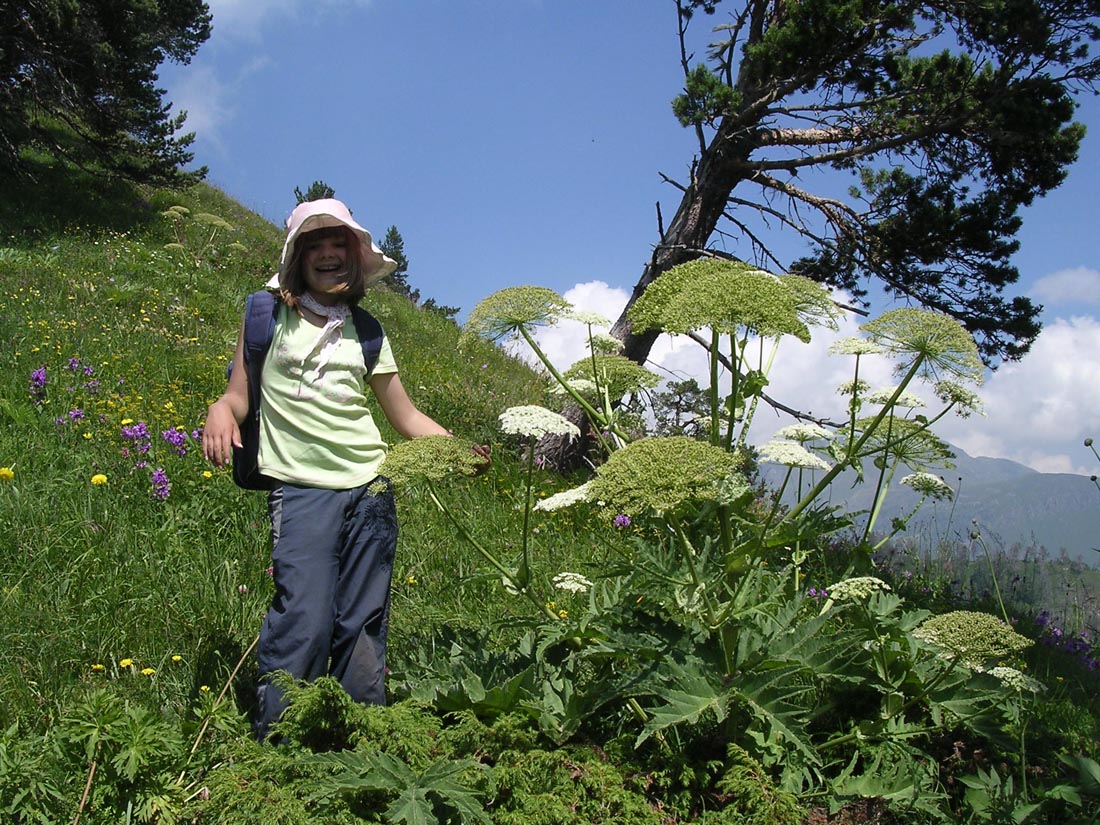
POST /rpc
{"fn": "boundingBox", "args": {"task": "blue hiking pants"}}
[254,478,397,740]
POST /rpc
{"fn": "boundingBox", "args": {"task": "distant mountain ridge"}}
[764,446,1100,564]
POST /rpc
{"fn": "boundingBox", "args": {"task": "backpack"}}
[230,290,385,490]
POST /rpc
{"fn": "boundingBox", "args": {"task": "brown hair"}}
[277,225,366,308]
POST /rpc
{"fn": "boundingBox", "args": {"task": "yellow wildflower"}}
[171,655,183,663]
[406,575,417,585]
[199,685,211,693]
[141,668,155,677]
[91,474,107,485]
[121,418,133,425]
[82,432,93,440]
[558,609,569,620]
[202,470,212,479]
[0,467,13,482]
[90,663,105,672]
[119,658,133,668]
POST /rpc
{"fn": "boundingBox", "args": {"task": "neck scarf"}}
[298,291,350,379]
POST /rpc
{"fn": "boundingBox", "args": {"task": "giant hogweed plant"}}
[381,264,1082,818]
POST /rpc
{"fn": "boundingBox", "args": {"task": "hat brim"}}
[267,208,398,290]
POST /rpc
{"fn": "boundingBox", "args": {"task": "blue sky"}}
[160,0,1100,476]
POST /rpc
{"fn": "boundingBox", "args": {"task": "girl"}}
[203,198,465,740]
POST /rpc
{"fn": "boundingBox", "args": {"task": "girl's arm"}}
[369,372,450,439]
[203,322,251,467]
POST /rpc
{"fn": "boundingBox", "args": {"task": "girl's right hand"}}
[202,399,242,468]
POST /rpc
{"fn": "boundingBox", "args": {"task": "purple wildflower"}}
[83,365,94,377]
[68,408,85,422]
[808,587,818,598]
[66,357,81,371]
[162,428,188,457]
[29,366,47,405]
[151,467,171,501]
[614,514,631,529]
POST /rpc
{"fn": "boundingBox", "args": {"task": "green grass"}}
[2,156,1099,824]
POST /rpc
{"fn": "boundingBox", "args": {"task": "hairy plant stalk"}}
[176,632,260,785]
[785,355,925,523]
[426,483,553,618]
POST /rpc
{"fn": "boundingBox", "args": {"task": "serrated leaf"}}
[636,671,727,746]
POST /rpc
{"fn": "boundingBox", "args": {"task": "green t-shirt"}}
[257,304,397,489]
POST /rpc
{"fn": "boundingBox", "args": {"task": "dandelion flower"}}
[171,655,183,663]
[533,481,592,512]
[0,467,13,482]
[202,470,212,479]
[552,572,593,594]
[90,663,105,672]
[758,440,831,471]
[91,473,108,485]
[141,667,155,677]
[199,685,211,693]
[119,658,133,668]
[406,575,418,585]
[499,405,581,439]
[901,472,954,501]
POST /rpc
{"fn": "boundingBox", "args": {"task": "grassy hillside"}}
[0,163,582,719]
[2,160,1099,824]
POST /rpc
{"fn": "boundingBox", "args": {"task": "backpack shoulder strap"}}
[241,290,279,411]
[350,305,385,377]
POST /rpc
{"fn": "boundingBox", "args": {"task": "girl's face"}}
[300,228,352,305]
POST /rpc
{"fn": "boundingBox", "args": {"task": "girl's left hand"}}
[471,444,492,475]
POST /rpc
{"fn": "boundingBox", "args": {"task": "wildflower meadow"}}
[0,166,1097,823]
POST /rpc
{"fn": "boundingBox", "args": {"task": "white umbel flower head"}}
[827,576,892,602]
[565,309,611,327]
[499,405,581,439]
[758,440,831,471]
[865,386,926,408]
[534,481,592,512]
[901,472,955,501]
[774,423,833,443]
[829,337,885,356]
[552,571,594,594]
[549,378,599,396]
[989,666,1045,693]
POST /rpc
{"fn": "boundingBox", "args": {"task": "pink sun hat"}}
[265,198,397,289]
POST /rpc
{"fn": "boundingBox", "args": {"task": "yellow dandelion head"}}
[90,663,105,672]
[91,474,108,485]
[0,467,13,482]
[119,658,133,668]
[171,655,183,663]
[141,667,155,676]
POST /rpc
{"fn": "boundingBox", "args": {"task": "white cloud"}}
[936,315,1100,474]
[527,280,1100,476]
[1030,266,1100,308]
[167,56,269,154]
